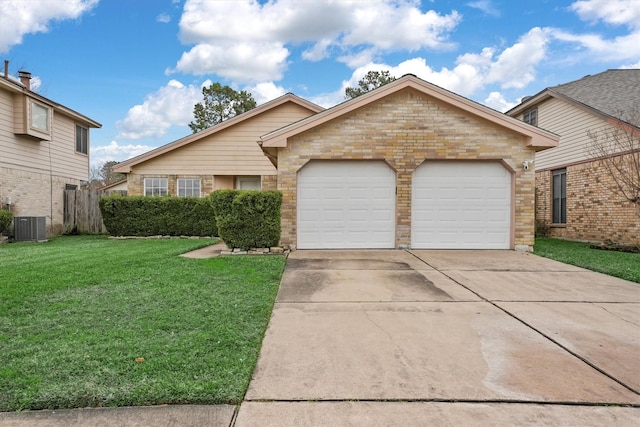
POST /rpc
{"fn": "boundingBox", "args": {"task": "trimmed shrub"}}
[211,190,282,250]
[0,210,12,235]
[99,195,217,237]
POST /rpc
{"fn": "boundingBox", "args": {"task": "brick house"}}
[0,65,101,235]
[507,69,639,245]
[260,75,558,250]
[112,93,323,195]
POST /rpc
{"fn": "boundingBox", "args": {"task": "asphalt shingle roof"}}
[549,69,640,121]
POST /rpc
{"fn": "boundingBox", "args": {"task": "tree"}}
[587,108,640,214]
[90,160,125,188]
[189,83,257,133]
[345,70,397,99]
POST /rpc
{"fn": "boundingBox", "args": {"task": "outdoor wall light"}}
[5,196,11,206]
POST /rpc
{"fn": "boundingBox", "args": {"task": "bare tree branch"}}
[587,107,640,213]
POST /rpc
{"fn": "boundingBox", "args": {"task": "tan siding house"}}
[261,75,558,251]
[0,69,101,235]
[113,94,323,195]
[508,69,639,245]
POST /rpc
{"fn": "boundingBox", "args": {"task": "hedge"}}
[99,195,217,237]
[0,210,12,235]
[211,190,282,250]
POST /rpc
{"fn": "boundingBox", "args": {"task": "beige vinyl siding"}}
[130,102,313,175]
[0,91,89,181]
[534,97,609,170]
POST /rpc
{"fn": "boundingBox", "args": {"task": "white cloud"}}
[247,82,288,105]
[484,27,550,89]
[341,5,460,51]
[30,76,42,91]
[90,141,155,166]
[317,26,553,108]
[551,30,640,62]
[0,0,98,53]
[172,42,290,81]
[467,0,500,17]
[550,0,640,63]
[484,91,516,112]
[302,39,333,62]
[174,0,461,82]
[621,61,640,69]
[116,80,201,139]
[570,0,640,28]
[156,13,171,23]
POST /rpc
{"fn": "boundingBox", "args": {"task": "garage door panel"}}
[298,161,396,249]
[412,161,511,249]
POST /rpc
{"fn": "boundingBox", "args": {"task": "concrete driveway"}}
[237,249,640,426]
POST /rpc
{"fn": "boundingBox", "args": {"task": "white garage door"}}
[297,161,396,249]
[412,161,511,249]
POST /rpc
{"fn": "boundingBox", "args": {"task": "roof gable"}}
[0,74,101,128]
[113,93,324,173]
[507,69,640,126]
[260,75,558,151]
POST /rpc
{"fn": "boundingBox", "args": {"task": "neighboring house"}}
[507,69,640,245]
[260,74,558,250]
[0,66,101,235]
[100,178,128,193]
[112,93,323,194]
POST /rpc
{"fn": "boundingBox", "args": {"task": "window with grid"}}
[144,178,168,197]
[523,107,538,126]
[552,168,566,224]
[76,125,88,154]
[177,178,201,197]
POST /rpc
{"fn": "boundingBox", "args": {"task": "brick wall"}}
[0,165,82,235]
[276,88,537,249]
[535,153,639,245]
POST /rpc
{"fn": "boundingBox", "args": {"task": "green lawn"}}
[0,236,286,411]
[534,238,640,283]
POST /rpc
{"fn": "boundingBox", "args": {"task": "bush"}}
[0,210,12,235]
[211,190,282,250]
[99,195,217,237]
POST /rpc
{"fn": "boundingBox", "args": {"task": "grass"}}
[534,238,640,283]
[0,236,286,411]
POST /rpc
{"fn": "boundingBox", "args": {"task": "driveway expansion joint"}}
[406,250,640,397]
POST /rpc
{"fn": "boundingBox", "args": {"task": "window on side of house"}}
[552,168,566,224]
[30,100,51,132]
[236,176,261,190]
[75,125,88,154]
[144,178,168,197]
[177,178,201,197]
[523,107,538,126]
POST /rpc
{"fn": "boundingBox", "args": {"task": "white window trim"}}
[177,178,201,197]
[144,178,168,197]
[30,100,50,132]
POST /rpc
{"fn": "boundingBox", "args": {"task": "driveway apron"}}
[237,250,640,426]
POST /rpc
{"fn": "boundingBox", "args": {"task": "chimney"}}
[3,60,8,79]
[18,70,31,90]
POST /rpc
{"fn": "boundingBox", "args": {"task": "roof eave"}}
[114,93,324,172]
[261,75,559,149]
[0,76,101,128]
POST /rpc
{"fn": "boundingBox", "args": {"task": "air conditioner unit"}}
[14,216,47,242]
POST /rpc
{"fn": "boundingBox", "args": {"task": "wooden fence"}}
[63,189,126,234]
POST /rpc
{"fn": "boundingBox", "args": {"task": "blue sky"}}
[2,0,639,167]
